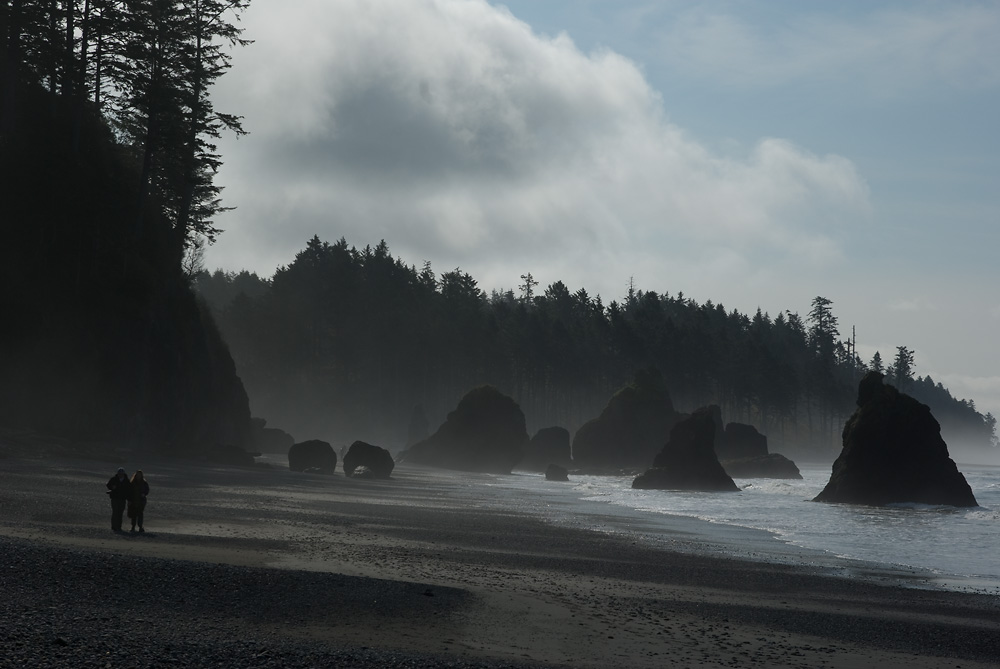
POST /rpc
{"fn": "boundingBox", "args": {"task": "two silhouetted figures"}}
[105,468,149,533]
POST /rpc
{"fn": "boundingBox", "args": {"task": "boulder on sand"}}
[572,368,680,470]
[814,372,977,507]
[288,439,337,474]
[343,441,395,479]
[632,406,738,491]
[545,464,569,482]
[520,427,572,471]
[406,386,527,474]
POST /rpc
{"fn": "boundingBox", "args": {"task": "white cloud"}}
[207,0,869,301]
[655,4,1000,94]
[888,298,938,312]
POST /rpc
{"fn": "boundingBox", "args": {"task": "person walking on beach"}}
[105,468,132,532]
[127,470,149,533]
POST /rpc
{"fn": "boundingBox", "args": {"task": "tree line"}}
[196,237,998,457]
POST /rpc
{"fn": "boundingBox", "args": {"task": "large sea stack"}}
[572,368,679,470]
[405,386,527,474]
[632,407,739,491]
[814,372,977,507]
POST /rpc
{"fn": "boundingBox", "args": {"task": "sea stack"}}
[814,372,977,507]
[572,368,679,470]
[632,406,739,491]
[712,410,801,480]
[405,386,527,474]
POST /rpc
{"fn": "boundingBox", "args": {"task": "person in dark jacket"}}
[127,470,149,533]
[106,467,132,532]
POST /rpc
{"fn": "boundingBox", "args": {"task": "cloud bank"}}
[208,0,869,300]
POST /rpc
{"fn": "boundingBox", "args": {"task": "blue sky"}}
[207,0,1000,421]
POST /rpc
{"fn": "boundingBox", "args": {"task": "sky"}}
[206,0,1000,421]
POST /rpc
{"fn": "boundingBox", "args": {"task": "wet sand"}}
[1,450,998,668]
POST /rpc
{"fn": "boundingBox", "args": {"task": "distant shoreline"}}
[1,452,999,668]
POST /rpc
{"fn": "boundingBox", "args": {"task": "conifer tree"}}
[172,0,251,247]
[869,350,884,374]
[807,296,839,361]
[107,0,250,247]
[889,346,915,391]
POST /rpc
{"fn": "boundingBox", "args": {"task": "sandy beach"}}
[1,447,998,668]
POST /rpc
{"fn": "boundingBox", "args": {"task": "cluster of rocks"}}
[395,373,795,492]
[709,407,801,480]
[287,439,395,479]
[280,370,977,509]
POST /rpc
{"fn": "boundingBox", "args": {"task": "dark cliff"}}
[0,77,252,457]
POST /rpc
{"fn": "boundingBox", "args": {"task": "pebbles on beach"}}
[0,538,544,669]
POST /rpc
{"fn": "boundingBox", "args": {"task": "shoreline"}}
[484,465,998,596]
[2,452,999,667]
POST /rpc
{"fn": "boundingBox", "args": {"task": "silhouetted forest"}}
[196,237,998,458]
[1,1,254,456]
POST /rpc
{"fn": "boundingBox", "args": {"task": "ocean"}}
[457,462,1000,595]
